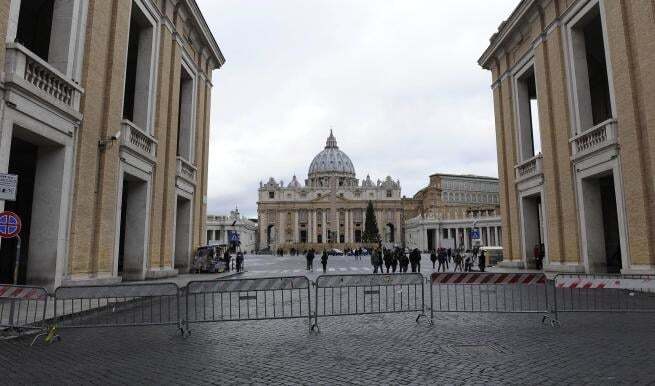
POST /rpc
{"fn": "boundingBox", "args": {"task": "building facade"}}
[258,131,404,252]
[404,173,502,251]
[206,209,258,252]
[0,0,224,289]
[480,0,655,273]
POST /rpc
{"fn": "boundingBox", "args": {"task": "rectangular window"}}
[268,191,274,199]
[443,229,448,239]
[177,65,194,160]
[568,2,613,132]
[515,65,541,160]
[386,190,392,198]
[123,1,154,130]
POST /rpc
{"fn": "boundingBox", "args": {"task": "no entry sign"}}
[0,211,21,238]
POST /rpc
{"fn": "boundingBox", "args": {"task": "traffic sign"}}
[229,232,240,243]
[470,228,481,240]
[0,173,18,201]
[0,211,21,238]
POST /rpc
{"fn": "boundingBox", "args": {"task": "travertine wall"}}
[481,0,655,271]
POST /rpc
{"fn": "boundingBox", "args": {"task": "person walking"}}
[454,252,463,272]
[409,249,417,273]
[414,248,422,273]
[371,249,379,273]
[447,248,452,264]
[430,250,437,269]
[437,251,447,272]
[306,249,314,271]
[223,250,231,272]
[321,249,328,273]
[384,249,392,273]
[478,249,486,273]
[391,249,399,273]
[235,251,244,272]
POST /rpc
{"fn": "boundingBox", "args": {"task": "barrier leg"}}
[310,283,320,333]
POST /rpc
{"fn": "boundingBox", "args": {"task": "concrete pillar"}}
[312,211,317,243]
[344,210,349,243]
[294,211,299,243]
[322,210,327,243]
[336,211,340,243]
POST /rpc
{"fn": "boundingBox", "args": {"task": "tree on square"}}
[362,201,380,244]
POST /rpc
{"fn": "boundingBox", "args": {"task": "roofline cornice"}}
[185,0,226,69]
[478,0,536,69]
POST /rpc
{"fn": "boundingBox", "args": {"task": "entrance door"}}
[426,229,435,251]
[581,173,621,273]
[521,193,544,269]
[174,196,192,273]
[117,174,148,280]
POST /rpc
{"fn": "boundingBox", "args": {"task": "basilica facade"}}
[257,131,403,251]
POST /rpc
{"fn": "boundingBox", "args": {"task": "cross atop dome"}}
[325,129,338,148]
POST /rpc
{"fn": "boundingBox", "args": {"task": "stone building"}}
[206,209,258,252]
[257,131,404,252]
[479,0,655,273]
[404,173,502,251]
[0,0,224,289]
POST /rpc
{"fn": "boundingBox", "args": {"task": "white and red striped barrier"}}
[0,285,48,300]
[431,272,546,285]
[555,275,655,291]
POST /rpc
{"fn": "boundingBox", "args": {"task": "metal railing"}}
[0,284,49,335]
[184,276,312,334]
[53,283,182,332]
[429,272,554,325]
[553,274,655,321]
[312,274,427,331]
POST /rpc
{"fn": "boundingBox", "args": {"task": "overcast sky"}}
[197,0,518,218]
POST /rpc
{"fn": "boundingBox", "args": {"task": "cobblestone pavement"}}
[1,312,655,384]
[3,256,655,384]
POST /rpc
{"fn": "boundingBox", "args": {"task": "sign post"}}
[0,211,22,283]
[0,173,18,201]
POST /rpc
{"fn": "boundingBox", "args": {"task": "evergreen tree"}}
[362,201,380,244]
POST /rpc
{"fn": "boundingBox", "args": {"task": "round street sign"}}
[0,211,21,238]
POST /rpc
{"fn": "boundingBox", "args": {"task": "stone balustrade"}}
[514,153,543,181]
[120,120,157,161]
[570,118,618,160]
[177,156,197,184]
[5,43,83,110]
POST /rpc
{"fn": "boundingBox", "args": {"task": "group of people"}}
[429,247,486,272]
[368,247,423,274]
[305,249,330,272]
[222,250,245,272]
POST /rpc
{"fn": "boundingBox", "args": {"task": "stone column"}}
[322,210,327,243]
[336,211,340,244]
[294,211,299,243]
[312,211,317,243]
[493,226,499,246]
[278,212,284,247]
[344,210,349,243]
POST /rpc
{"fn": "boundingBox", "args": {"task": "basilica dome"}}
[308,130,356,176]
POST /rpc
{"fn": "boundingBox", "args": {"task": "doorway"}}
[174,196,192,273]
[117,174,148,280]
[521,193,544,269]
[426,229,435,252]
[581,173,621,273]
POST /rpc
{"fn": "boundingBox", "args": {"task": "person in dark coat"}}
[306,249,315,271]
[224,250,231,272]
[478,250,486,272]
[321,250,328,273]
[430,250,438,269]
[384,249,392,273]
[437,251,447,272]
[391,249,399,273]
[236,251,244,272]
[409,249,417,272]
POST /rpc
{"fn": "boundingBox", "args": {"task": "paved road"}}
[2,254,655,384]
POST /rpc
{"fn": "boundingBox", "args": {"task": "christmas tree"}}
[362,201,380,243]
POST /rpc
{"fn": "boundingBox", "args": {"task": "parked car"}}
[328,248,344,256]
[193,245,225,273]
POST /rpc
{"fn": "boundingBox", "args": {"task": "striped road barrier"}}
[184,276,312,335]
[312,274,427,332]
[553,274,655,319]
[429,272,556,326]
[0,284,49,341]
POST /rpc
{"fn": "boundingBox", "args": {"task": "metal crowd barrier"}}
[0,284,49,338]
[184,276,312,334]
[53,283,182,333]
[312,274,427,331]
[553,274,655,322]
[429,272,555,325]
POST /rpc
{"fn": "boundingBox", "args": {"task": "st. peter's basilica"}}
[257,131,403,251]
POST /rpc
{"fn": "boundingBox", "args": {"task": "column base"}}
[543,261,585,273]
[145,267,179,280]
[497,260,525,269]
[61,273,122,287]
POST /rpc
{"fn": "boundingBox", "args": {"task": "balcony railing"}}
[120,120,157,161]
[4,43,83,111]
[515,153,543,181]
[570,119,618,160]
[176,156,197,184]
